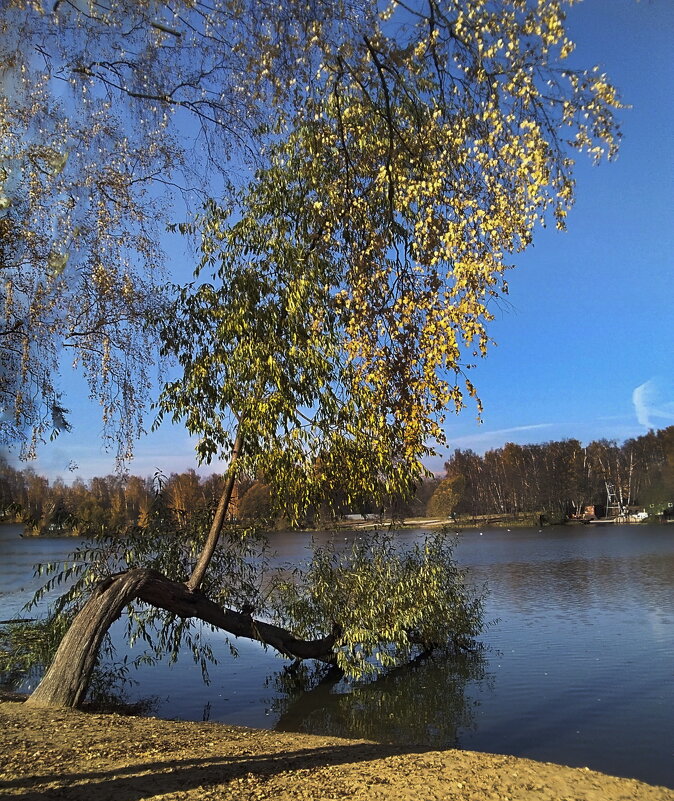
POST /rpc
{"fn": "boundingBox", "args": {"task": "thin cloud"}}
[632,377,674,429]
[448,423,554,449]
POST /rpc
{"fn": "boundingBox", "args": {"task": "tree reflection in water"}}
[267,649,490,747]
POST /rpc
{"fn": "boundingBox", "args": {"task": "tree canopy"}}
[2,0,621,468]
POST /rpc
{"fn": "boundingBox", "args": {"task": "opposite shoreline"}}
[1,700,672,800]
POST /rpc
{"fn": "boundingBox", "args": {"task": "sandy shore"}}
[1,701,672,801]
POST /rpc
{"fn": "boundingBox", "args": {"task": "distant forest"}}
[435,426,674,522]
[1,426,673,533]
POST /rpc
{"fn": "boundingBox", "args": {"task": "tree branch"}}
[138,568,339,662]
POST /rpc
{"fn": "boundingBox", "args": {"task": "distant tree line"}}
[436,427,674,521]
[2,426,673,531]
[0,467,223,535]
[0,463,436,534]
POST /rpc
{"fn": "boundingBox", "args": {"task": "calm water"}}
[1,522,673,788]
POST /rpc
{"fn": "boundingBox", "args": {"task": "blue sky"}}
[10,0,674,481]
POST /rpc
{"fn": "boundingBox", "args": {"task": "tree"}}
[428,474,465,518]
[164,470,204,525]
[1,0,620,462]
[637,427,674,513]
[237,482,273,522]
[18,0,621,710]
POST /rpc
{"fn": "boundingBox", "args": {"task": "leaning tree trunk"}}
[26,570,151,708]
[26,568,339,709]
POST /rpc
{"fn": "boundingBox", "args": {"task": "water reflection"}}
[268,649,489,747]
[473,550,674,621]
[452,527,674,621]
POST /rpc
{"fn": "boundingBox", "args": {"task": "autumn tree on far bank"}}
[428,474,466,519]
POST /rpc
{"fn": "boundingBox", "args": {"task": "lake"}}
[1,522,673,788]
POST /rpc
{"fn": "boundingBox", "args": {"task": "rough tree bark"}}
[26,570,151,708]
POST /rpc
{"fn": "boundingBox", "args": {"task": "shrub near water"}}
[272,530,485,677]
